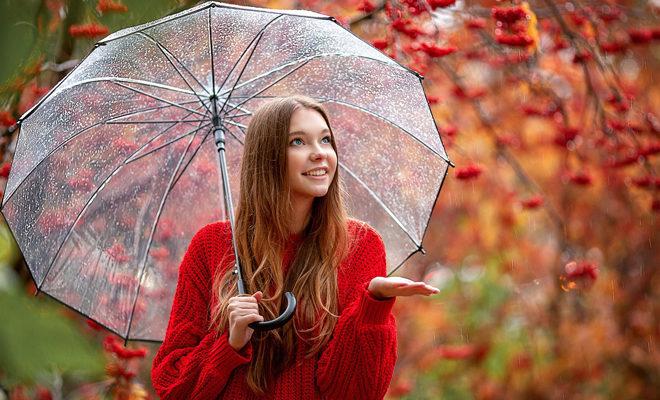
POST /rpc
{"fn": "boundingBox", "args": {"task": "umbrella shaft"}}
[212,95,248,295]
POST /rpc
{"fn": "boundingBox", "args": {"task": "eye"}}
[322,136,332,144]
[290,138,303,146]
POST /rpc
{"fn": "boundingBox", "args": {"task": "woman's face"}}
[286,107,337,203]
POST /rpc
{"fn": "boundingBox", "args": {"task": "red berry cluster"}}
[69,23,109,38]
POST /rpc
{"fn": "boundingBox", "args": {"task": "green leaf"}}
[0,286,105,386]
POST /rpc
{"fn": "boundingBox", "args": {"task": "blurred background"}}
[0,0,657,399]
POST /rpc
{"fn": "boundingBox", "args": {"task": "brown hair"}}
[209,95,350,395]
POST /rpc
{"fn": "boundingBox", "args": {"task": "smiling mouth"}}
[303,170,328,177]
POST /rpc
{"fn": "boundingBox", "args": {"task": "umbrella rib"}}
[217,53,398,98]
[222,120,247,130]
[338,160,420,248]
[208,8,217,95]
[125,117,208,339]
[112,81,207,117]
[222,122,246,144]
[318,97,451,164]
[36,109,206,291]
[106,119,209,125]
[168,126,215,189]
[215,14,283,103]
[104,98,204,121]
[60,77,198,97]
[2,101,207,207]
[217,54,327,97]
[221,100,253,119]
[225,59,312,112]
[136,32,211,99]
[167,119,245,191]
[125,122,212,165]
[224,111,251,119]
[386,248,424,278]
[218,22,276,116]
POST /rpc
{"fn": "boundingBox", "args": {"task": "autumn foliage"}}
[0,1,657,399]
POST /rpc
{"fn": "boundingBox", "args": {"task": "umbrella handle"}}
[247,291,297,331]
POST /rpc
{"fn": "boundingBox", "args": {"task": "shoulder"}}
[190,220,232,245]
[347,218,383,243]
[348,218,385,253]
[179,221,233,285]
[185,220,232,262]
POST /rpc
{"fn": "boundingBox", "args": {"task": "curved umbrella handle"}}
[248,291,297,331]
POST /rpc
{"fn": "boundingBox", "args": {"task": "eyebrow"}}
[288,128,330,136]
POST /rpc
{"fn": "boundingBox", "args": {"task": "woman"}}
[151,95,439,399]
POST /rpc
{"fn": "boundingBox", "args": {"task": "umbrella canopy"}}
[1,1,452,342]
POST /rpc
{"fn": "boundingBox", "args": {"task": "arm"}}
[316,226,398,400]
[151,226,251,400]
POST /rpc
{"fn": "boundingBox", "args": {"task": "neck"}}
[290,195,313,235]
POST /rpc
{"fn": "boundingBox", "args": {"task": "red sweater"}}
[151,219,397,400]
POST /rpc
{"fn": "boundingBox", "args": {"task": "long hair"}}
[209,95,350,395]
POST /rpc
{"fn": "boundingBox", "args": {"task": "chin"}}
[310,189,330,198]
[301,187,330,198]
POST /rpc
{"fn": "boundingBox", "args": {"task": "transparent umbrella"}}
[0,1,453,342]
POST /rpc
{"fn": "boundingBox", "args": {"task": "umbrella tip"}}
[419,246,426,255]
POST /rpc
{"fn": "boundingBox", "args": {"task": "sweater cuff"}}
[208,331,253,370]
[359,281,396,325]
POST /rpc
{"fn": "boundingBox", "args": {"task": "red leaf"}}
[0,111,16,128]
[371,38,389,50]
[427,0,456,10]
[357,0,376,13]
[455,164,482,180]
[572,50,592,63]
[0,162,11,178]
[495,32,534,47]
[418,42,457,58]
[521,194,544,209]
[96,0,128,14]
[465,17,487,30]
[564,260,599,281]
[69,23,109,38]
[628,28,654,44]
[568,171,593,186]
[491,6,527,23]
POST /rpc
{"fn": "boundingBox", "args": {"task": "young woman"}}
[151,95,439,399]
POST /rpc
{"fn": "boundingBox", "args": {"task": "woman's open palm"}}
[368,276,440,299]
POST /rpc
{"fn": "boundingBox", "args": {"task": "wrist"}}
[368,289,393,300]
[228,337,241,352]
[366,281,390,300]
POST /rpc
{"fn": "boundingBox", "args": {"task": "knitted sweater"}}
[151,219,397,400]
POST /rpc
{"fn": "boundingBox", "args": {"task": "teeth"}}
[305,170,326,176]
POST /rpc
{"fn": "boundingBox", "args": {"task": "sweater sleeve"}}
[151,225,252,399]
[316,226,398,400]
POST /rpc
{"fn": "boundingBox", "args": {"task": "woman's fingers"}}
[232,295,259,303]
[239,314,264,325]
[229,303,259,312]
[230,309,258,318]
[388,281,440,297]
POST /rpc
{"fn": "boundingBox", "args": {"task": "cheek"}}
[330,152,338,169]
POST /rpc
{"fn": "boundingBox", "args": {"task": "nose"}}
[310,142,329,160]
